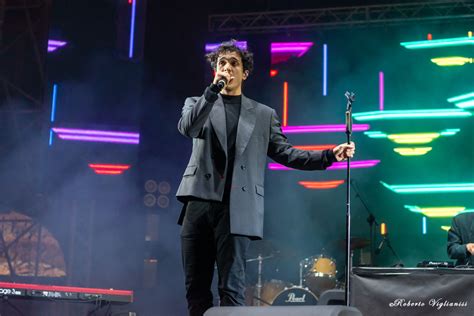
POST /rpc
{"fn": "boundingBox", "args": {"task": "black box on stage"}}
[351,267,474,316]
[204,306,362,316]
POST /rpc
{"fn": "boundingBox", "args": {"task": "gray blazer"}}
[447,212,474,266]
[176,92,335,238]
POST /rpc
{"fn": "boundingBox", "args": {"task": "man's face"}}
[216,51,248,92]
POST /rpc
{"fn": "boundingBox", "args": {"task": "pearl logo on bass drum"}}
[272,287,318,306]
[285,292,307,303]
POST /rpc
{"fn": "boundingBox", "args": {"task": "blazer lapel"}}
[209,95,227,154]
[235,95,256,157]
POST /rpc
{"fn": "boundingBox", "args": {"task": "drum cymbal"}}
[246,254,274,263]
[247,240,277,259]
[246,240,298,263]
[338,237,370,250]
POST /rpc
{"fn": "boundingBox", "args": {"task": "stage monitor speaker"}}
[204,306,362,316]
[319,289,346,305]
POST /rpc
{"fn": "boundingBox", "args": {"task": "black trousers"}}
[180,200,251,316]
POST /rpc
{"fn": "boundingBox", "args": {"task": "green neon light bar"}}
[440,128,461,136]
[364,131,387,138]
[447,92,474,103]
[456,100,474,109]
[353,109,471,121]
[401,37,474,49]
[381,181,474,194]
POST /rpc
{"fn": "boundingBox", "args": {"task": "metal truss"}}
[209,1,474,33]
[0,212,66,277]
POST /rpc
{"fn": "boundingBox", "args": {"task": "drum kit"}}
[245,238,369,306]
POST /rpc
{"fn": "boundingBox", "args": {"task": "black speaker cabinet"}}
[204,306,362,316]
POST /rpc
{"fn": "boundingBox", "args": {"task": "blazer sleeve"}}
[177,87,219,138]
[267,109,337,170]
[447,216,469,260]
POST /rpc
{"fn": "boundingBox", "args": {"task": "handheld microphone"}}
[216,77,227,90]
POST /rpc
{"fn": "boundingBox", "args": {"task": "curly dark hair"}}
[205,39,254,75]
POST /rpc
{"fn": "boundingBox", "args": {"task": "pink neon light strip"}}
[272,42,314,46]
[58,134,139,144]
[205,41,247,52]
[283,82,288,127]
[52,128,139,138]
[294,145,336,150]
[48,40,67,53]
[48,40,67,46]
[268,160,380,170]
[271,47,309,52]
[271,42,314,57]
[327,160,380,170]
[379,71,384,111]
[282,124,370,134]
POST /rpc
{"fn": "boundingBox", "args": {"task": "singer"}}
[176,39,355,316]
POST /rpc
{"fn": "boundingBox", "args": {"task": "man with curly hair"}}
[176,39,355,316]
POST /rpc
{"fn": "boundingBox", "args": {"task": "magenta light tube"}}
[379,72,384,111]
[48,40,67,46]
[269,160,380,170]
[48,40,67,53]
[58,134,139,144]
[205,41,247,52]
[282,124,370,134]
[327,160,380,170]
[271,47,309,52]
[52,128,139,138]
[271,42,313,47]
[271,43,313,56]
[323,44,327,96]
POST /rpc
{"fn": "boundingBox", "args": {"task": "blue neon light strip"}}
[129,0,137,58]
[49,130,54,146]
[401,37,474,49]
[323,44,327,96]
[422,216,427,235]
[50,84,57,123]
[49,84,58,146]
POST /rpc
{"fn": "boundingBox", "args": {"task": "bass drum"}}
[261,279,288,306]
[271,286,318,306]
[246,279,291,306]
[303,255,337,297]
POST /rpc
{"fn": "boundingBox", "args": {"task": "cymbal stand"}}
[299,260,304,287]
[255,254,263,306]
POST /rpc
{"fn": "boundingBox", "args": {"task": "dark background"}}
[0,0,472,315]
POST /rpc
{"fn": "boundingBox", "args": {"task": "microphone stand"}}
[375,234,404,267]
[350,180,379,266]
[344,91,355,306]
